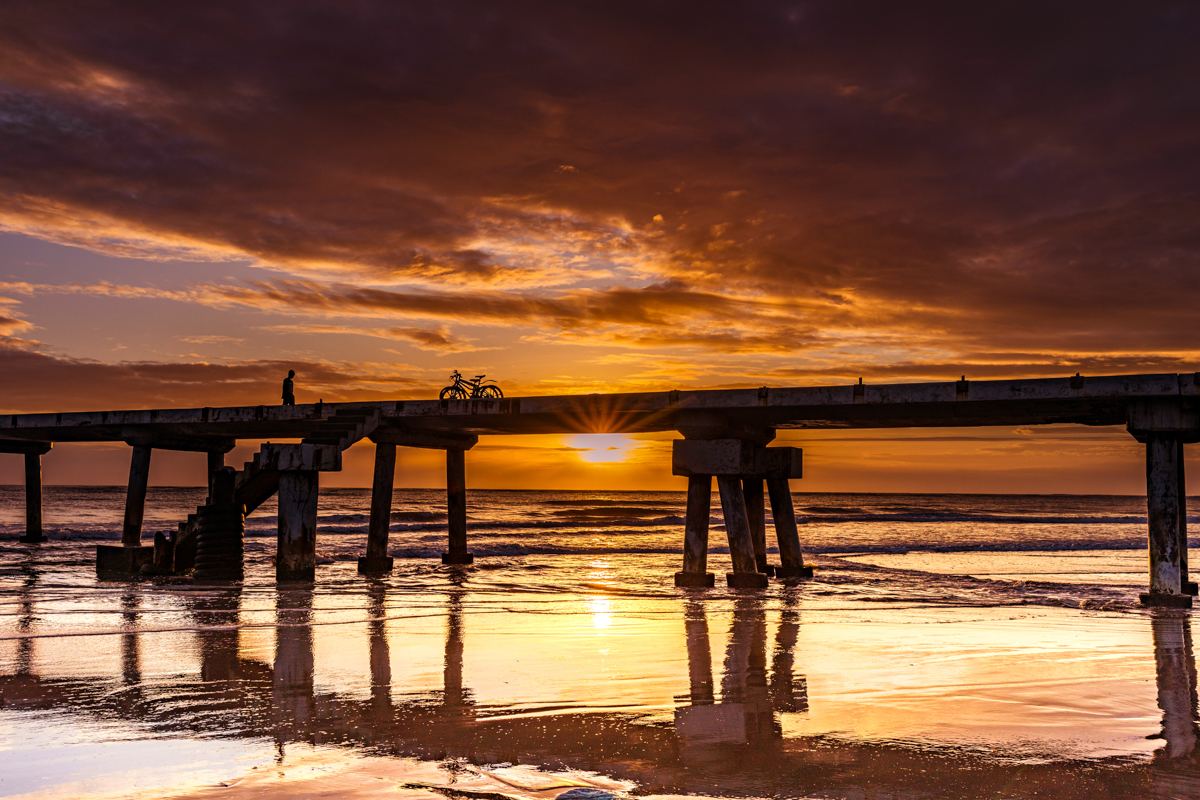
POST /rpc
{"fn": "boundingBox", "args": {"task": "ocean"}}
[1,488,1197,799]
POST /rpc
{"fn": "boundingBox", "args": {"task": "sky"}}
[0,2,1198,491]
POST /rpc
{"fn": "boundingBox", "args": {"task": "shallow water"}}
[1,489,1198,799]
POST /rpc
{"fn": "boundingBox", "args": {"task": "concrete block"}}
[96,544,154,577]
[357,556,395,574]
[441,551,474,565]
[673,439,757,475]
[776,565,814,580]
[259,443,341,472]
[1140,592,1194,608]
[674,571,715,588]
[755,447,802,479]
[672,439,802,477]
[726,572,769,589]
[1128,399,1200,442]
[18,534,47,544]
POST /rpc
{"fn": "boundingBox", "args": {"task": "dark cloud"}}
[1,1,1199,376]
[0,344,428,411]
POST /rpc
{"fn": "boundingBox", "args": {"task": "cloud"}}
[267,323,491,353]
[0,2,1198,378]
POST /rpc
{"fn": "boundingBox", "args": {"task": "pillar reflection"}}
[15,552,39,675]
[367,581,392,717]
[273,587,315,742]
[443,588,466,711]
[119,592,141,688]
[1150,614,1200,797]
[1152,615,1199,759]
[675,596,806,751]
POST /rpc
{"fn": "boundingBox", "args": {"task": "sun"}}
[567,433,638,464]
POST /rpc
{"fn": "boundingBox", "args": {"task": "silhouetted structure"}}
[2,372,1198,603]
[282,370,296,406]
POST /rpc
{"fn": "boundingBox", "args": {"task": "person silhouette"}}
[282,370,295,406]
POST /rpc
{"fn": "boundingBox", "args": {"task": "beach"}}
[1,489,1198,799]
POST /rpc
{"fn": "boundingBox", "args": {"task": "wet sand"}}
[2,552,1199,799]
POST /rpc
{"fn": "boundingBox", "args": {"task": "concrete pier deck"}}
[0,372,1196,442]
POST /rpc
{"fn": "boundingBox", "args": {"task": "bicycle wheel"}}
[440,386,469,400]
[478,384,503,399]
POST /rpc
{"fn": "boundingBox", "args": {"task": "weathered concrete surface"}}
[95,544,154,577]
[1,373,1198,444]
[676,475,715,588]
[442,448,473,565]
[277,471,319,582]
[258,443,341,471]
[19,452,45,544]
[1142,434,1191,607]
[122,444,152,547]
[716,476,768,589]
[361,443,396,575]
[672,439,802,478]
[768,477,812,579]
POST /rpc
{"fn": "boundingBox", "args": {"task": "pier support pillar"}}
[742,477,773,576]
[277,470,319,582]
[442,448,473,565]
[122,444,152,547]
[1177,440,1196,595]
[717,476,769,589]
[360,443,396,575]
[768,477,813,579]
[97,444,155,577]
[206,451,224,504]
[1128,401,1198,607]
[675,475,715,588]
[19,452,46,544]
[1142,435,1192,607]
[672,437,800,590]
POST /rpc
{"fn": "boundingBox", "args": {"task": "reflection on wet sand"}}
[675,597,807,753]
[1150,614,1200,795]
[2,586,1200,798]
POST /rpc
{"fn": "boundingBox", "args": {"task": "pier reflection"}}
[1,589,1198,799]
[674,597,807,759]
[1150,614,1200,795]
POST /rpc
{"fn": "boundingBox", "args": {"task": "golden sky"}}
[0,3,1197,491]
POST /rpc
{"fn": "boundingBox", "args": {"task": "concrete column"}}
[1179,440,1196,595]
[675,475,715,588]
[277,470,319,582]
[206,451,224,504]
[767,477,813,579]
[122,444,152,547]
[19,453,45,544]
[1143,435,1191,607]
[442,448,473,565]
[717,476,768,589]
[97,444,156,577]
[359,443,396,574]
[742,477,772,575]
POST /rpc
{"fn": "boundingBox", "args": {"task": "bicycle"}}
[439,370,504,400]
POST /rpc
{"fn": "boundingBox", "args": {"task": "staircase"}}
[171,407,381,574]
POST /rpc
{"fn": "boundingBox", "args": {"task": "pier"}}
[1,371,1198,606]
